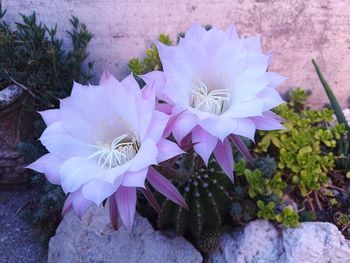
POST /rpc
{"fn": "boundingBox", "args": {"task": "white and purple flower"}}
[27,71,185,230]
[145,24,286,181]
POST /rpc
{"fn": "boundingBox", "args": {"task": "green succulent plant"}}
[275,206,299,227]
[256,88,342,197]
[128,34,172,75]
[157,155,232,240]
[257,200,276,220]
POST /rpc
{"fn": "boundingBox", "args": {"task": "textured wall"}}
[3,0,350,107]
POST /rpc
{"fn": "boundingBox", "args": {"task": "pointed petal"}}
[121,73,142,98]
[109,194,120,230]
[199,117,237,142]
[224,98,264,118]
[99,69,112,84]
[82,179,115,206]
[141,71,168,102]
[156,139,184,163]
[192,126,218,165]
[147,167,187,209]
[232,118,256,141]
[63,189,93,219]
[115,186,136,231]
[39,109,60,126]
[172,112,198,144]
[225,25,239,41]
[26,154,64,185]
[121,168,148,188]
[257,87,285,111]
[214,138,234,182]
[229,134,253,165]
[141,186,161,214]
[251,112,286,131]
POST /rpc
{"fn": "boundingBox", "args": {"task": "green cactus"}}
[196,226,221,253]
[157,155,232,239]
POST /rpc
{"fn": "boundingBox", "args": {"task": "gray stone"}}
[211,220,283,263]
[282,222,350,263]
[48,206,202,263]
[211,220,350,263]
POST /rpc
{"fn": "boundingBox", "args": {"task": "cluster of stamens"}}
[189,78,230,115]
[88,133,139,169]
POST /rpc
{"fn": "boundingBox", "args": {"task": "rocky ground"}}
[0,186,47,263]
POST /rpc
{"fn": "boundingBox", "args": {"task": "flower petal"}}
[251,112,286,131]
[39,109,60,126]
[128,138,158,172]
[82,179,116,206]
[147,167,187,209]
[199,117,238,142]
[141,187,161,214]
[109,194,120,230]
[172,112,198,144]
[115,186,137,231]
[232,118,256,141]
[192,126,218,165]
[63,189,93,219]
[59,157,99,193]
[257,87,285,111]
[121,168,148,188]
[156,139,184,163]
[214,138,234,182]
[40,122,93,159]
[229,134,253,165]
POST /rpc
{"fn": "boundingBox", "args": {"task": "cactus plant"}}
[157,154,232,240]
[196,226,221,253]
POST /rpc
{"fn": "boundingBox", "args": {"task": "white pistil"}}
[88,134,139,169]
[190,78,230,115]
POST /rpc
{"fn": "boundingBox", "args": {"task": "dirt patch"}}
[0,185,47,263]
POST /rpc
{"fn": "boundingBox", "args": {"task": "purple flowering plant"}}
[27,24,286,231]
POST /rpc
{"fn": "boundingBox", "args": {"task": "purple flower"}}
[145,24,286,181]
[27,71,185,230]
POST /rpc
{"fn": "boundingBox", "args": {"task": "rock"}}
[211,220,283,263]
[211,220,350,263]
[0,84,33,184]
[48,206,202,263]
[282,222,350,263]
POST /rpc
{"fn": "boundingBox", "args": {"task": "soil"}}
[0,185,47,263]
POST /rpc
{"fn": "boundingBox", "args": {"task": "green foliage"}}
[312,60,350,171]
[257,201,276,220]
[256,88,342,197]
[128,34,172,75]
[253,155,277,178]
[275,206,299,227]
[0,7,94,109]
[20,173,65,243]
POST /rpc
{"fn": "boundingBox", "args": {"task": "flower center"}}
[189,78,230,115]
[88,133,139,169]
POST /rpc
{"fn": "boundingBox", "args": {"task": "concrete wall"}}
[3,0,350,108]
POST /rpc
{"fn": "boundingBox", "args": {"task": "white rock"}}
[282,222,350,263]
[48,206,202,263]
[211,220,283,263]
[211,220,350,263]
